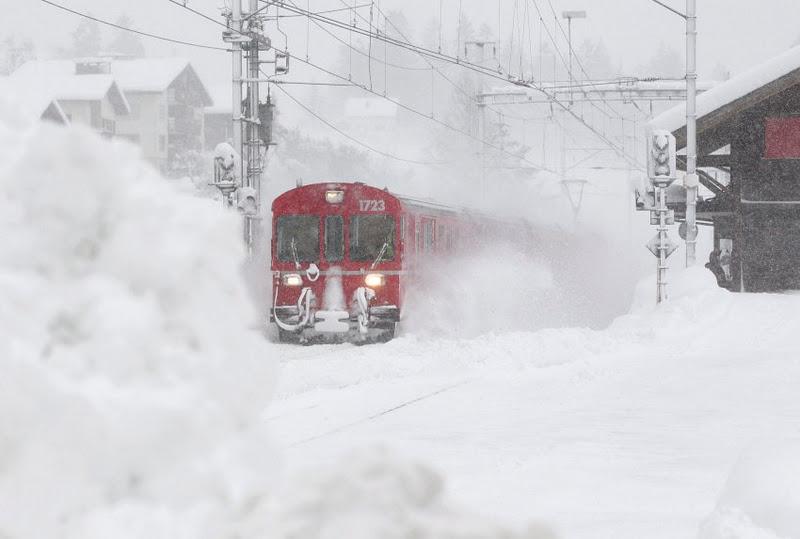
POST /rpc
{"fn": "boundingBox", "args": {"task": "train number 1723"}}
[358,199,386,211]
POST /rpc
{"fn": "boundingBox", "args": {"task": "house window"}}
[102,118,115,135]
[764,117,800,159]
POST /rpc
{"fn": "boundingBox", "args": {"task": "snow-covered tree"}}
[69,17,102,57]
[576,38,618,80]
[109,15,146,58]
[637,42,683,79]
[2,37,35,75]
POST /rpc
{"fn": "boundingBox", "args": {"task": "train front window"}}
[276,215,319,263]
[325,215,344,262]
[350,215,395,262]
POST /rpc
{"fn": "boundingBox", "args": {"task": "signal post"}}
[645,130,678,303]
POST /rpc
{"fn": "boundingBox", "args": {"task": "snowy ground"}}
[269,269,800,538]
[3,92,799,538]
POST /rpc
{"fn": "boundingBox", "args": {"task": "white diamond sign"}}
[646,233,678,258]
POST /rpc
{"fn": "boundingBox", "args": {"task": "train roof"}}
[272,181,519,228]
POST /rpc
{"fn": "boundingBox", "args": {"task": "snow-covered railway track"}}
[286,380,469,447]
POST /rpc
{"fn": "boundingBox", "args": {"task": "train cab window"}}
[350,215,395,261]
[324,215,344,262]
[276,215,319,263]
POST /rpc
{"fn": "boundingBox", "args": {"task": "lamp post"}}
[561,10,586,106]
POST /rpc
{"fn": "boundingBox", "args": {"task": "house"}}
[651,45,800,292]
[0,77,68,124]
[11,59,129,137]
[204,83,233,149]
[111,58,213,172]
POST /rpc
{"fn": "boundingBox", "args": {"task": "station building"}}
[652,46,800,292]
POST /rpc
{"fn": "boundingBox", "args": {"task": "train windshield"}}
[325,215,344,262]
[350,215,395,262]
[276,215,319,263]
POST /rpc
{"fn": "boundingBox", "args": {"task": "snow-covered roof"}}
[0,77,68,124]
[345,98,398,118]
[111,58,213,105]
[11,60,130,115]
[651,46,800,142]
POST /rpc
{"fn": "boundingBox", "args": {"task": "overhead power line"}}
[42,0,229,51]
[261,0,640,168]
[269,77,450,166]
[161,0,554,172]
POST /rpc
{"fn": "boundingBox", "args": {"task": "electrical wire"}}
[276,55,556,173]
[161,0,619,171]
[265,0,639,168]
[42,0,229,51]
[269,77,449,166]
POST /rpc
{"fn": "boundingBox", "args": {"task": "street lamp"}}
[561,10,586,106]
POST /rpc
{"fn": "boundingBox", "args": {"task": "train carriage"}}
[270,181,476,343]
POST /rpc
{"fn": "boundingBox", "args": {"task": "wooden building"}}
[652,46,800,292]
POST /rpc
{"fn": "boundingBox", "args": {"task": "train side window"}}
[423,220,434,253]
[325,215,343,262]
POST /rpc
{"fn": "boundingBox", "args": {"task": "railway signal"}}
[646,130,678,303]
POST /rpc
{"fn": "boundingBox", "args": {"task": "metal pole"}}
[567,17,573,106]
[685,0,698,266]
[658,185,667,302]
[232,0,243,188]
[245,0,262,252]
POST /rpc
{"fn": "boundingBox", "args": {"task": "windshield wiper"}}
[290,237,301,270]
[370,241,389,270]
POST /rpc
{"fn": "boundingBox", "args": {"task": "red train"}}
[270,181,497,343]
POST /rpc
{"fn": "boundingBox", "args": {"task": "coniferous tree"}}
[70,17,102,57]
[109,15,146,58]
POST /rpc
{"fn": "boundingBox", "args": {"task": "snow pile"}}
[699,441,800,539]
[0,106,276,537]
[268,447,558,539]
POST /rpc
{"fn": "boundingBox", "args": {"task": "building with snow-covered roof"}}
[11,59,129,137]
[0,77,68,125]
[110,58,213,173]
[204,83,233,150]
[651,45,800,292]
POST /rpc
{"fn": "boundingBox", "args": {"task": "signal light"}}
[647,130,677,185]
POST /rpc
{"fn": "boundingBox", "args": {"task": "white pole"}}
[232,0,243,187]
[685,0,698,266]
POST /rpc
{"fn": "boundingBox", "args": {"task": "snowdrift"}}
[0,104,276,537]
[0,102,559,538]
[700,441,800,539]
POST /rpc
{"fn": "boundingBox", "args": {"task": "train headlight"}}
[364,273,385,287]
[325,190,344,204]
[283,273,303,287]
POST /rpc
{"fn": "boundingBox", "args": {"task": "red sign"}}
[764,116,800,159]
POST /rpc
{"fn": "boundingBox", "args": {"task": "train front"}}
[270,182,402,343]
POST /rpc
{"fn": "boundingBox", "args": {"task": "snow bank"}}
[267,447,558,539]
[699,441,800,539]
[0,102,276,538]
